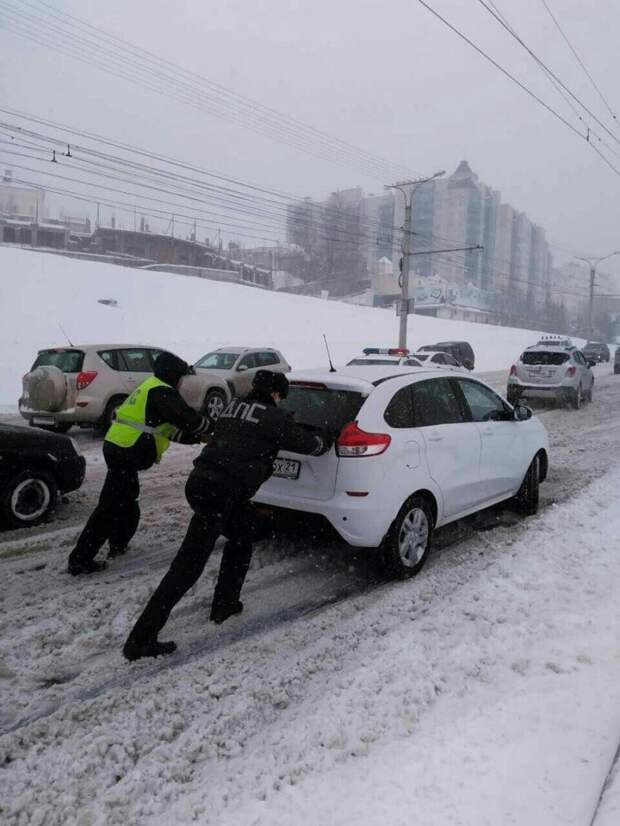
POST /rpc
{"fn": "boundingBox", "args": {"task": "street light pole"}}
[387,171,445,348]
[575,251,620,338]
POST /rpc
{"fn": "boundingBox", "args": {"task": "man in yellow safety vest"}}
[67,352,210,576]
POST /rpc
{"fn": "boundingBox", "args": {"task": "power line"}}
[538,0,619,126]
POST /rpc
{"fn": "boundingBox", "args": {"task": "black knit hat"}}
[153,351,191,387]
[252,369,289,399]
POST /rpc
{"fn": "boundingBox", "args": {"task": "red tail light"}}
[566,365,576,378]
[509,364,517,376]
[336,421,391,457]
[76,371,98,391]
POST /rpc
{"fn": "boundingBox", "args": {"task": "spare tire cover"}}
[27,366,68,412]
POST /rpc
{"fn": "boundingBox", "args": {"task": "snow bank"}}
[1,246,546,405]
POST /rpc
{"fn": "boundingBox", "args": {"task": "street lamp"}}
[575,250,620,338]
[386,170,445,348]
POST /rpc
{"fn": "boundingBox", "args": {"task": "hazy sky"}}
[1,0,619,266]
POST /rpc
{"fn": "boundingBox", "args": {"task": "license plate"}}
[272,458,300,480]
[32,416,53,425]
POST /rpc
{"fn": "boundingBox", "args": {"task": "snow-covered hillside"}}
[1,246,547,405]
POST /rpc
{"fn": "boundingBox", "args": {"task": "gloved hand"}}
[313,428,335,455]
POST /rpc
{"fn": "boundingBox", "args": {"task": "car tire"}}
[586,382,594,402]
[571,384,583,410]
[203,388,227,421]
[99,395,127,433]
[513,454,540,516]
[382,494,433,579]
[1,469,58,529]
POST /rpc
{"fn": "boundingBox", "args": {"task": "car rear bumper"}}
[19,401,102,425]
[252,488,390,548]
[56,456,86,493]
[507,380,573,399]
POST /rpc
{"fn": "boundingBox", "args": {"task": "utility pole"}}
[386,171,445,348]
[575,251,620,338]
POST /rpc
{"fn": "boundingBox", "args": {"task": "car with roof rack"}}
[507,342,594,409]
[254,364,548,579]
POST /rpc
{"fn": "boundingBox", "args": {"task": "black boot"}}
[123,638,177,662]
[68,559,107,576]
[210,600,243,625]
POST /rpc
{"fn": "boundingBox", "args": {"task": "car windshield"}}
[32,349,85,373]
[281,385,365,433]
[347,358,398,366]
[195,352,239,370]
[522,351,569,365]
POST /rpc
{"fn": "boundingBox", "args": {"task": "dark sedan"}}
[0,424,86,529]
[582,341,610,363]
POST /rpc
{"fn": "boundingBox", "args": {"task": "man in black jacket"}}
[124,369,329,660]
[68,352,209,576]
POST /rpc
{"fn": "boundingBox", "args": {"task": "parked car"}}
[582,341,610,363]
[194,346,290,398]
[412,350,464,369]
[346,347,423,367]
[253,365,548,578]
[0,424,85,529]
[19,344,231,433]
[418,341,475,370]
[614,348,620,375]
[507,343,594,408]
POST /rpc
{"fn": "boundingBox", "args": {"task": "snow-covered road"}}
[0,366,619,825]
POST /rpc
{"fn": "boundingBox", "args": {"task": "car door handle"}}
[427,434,443,442]
[481,428,496,436]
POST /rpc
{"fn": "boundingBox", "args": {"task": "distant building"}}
[0,170,46,219]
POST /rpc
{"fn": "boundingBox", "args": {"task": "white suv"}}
[20,344,231,433]
[507,343,594,409]
[254,366,549,578]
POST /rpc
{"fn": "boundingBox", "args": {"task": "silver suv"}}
[194,347,290,398]
[507,343,594,409]
[19,344,231,433]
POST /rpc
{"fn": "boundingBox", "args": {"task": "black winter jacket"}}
[193,392,328,497]
[107,385,208,471]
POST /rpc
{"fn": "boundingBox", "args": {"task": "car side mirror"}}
[587,359,596,368]
[513,404,532,421]
[237,364,249,372]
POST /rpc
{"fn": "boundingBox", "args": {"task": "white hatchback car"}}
[254,366,549,578]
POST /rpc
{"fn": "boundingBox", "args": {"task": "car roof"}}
[288,365,457,392]
[209,346,277,354]
[38,344,163,351]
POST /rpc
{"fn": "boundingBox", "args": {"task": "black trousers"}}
[69,443,141,566]
[127,469,263,644]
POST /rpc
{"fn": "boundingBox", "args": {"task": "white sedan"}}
[254,366,549,578]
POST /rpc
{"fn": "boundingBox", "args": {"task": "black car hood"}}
[0,423,70,452]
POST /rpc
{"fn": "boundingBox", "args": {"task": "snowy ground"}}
[0,366,619,825]
[0,246,561,405]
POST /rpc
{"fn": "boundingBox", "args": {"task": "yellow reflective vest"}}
[105,376,177,462]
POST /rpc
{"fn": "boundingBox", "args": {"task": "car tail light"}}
[509,364,517,376]
[336,421,391,457]
[566,365,576,377]
[76,371,98,391]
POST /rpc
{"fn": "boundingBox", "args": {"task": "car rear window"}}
[196,352,239,370]
[521,352,569,365]
[32,349,84,372]
[281,385,365,432]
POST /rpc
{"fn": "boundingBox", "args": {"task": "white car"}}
[507,343,594,409]
[254,366,549,578]
[411,350,464,370]
[346,347,423,368]
[195,346,290,398]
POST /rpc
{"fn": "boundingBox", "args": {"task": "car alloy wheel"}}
[205,389,226,420]
[398,507,429,568]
